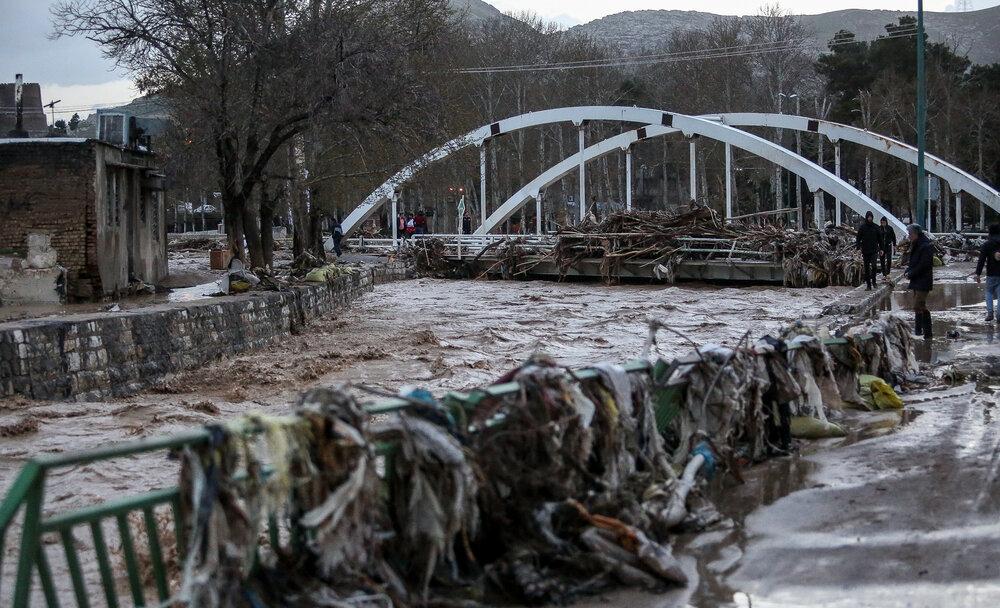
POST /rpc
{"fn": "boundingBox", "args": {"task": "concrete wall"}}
[0,262,413,401]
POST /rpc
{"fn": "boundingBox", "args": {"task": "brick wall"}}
[0,141,97,295]
[0,262,414,401]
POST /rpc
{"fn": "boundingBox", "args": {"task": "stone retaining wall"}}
[0,262,413,401]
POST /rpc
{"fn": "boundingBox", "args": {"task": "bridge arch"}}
[714,113,1000,223]
[345,106,989,238]
[343,107,699,235]
[478,113,908,239]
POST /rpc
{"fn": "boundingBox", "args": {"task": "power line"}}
[456,28,918,75]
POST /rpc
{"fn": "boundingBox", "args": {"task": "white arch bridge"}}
[342,106,999,242]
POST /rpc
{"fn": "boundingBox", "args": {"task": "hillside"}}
[567,6,1000,65]
[448,0,505,22]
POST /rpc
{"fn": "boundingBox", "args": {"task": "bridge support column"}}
[689,139,697,202]
[391,193,398,247]
[535,192,543,234]
[955,191,963,232]
[814,191,824,228]
[980,201,986,230]
[626,146,633,211]
[725,143,733,219]
[578,125,586,221]
[834,141,842,226]
[479,143,487,230]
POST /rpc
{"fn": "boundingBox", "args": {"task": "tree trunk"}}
[259,182,276,268]
[223,193,248,262]
[243,197,266,269]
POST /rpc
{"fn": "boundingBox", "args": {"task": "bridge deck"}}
[346,234,785,283]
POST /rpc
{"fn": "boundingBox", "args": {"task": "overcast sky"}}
[1,0,999,121]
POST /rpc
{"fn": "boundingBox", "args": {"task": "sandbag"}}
[859,374,904,410]
[790,416,846,439]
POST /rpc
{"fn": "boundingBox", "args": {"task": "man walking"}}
[905,224,935,339]
[856,211,882,290]
[974,223,1000,322]
[879,217,895,279]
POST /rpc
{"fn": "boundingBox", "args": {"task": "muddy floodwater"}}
[0,278,848,497]
[5,272,999,607]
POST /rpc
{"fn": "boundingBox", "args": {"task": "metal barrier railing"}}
[1,337,861,607]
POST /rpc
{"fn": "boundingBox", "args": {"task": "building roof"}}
[0,82,49,137]
[0,137,89,145]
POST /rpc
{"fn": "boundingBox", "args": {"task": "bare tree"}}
[55,0,452,265]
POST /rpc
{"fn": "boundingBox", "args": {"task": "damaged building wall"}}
[0,262,413,400]
[0,139,166,299]
[0,140,94,296]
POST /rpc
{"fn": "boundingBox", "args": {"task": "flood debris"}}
[170,310,920,607]
[174,360,702,606]
[551,207,865,287]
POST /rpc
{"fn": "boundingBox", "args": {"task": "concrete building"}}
[0,138,167,300]
[0,80,48,137]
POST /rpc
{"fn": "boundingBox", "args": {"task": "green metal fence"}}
[0,339,857,607]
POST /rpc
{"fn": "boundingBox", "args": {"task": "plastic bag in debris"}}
[669,344,771,464]
[848,313,918,382]
[790,416,847,439]
[371,412,479,599]
[858,374,904,410]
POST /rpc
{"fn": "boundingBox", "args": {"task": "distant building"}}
[0,138,167,300]
[0,80,48,137]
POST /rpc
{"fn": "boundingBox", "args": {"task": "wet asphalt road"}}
[587,271,1000,608]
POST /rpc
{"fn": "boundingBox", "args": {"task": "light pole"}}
[779,92,799,224]
[916,0,928,227]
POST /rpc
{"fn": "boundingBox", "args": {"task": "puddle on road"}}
[890,281,999,365]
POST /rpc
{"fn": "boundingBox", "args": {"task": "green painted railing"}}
[0,337,861,607]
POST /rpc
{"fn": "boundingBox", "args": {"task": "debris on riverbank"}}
[171,305,919,606]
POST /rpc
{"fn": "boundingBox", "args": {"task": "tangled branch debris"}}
[552,207,864,286]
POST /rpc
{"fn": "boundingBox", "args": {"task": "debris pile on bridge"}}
[171,311,919,607]
[550,207,864,287]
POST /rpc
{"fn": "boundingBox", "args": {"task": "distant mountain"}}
[567,6,1000,65]
[448,0,504,22]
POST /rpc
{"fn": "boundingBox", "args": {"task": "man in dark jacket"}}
[856,211,882,290]
[974,223,1000,322]
[905,224,935,339]
[878,217,895,278]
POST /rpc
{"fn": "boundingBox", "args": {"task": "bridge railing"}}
[346,234,777,262]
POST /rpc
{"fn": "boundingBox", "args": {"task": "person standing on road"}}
[856,211,882,290]
[879,217,895,279]
[905,224,935,339]
[974,223,1000,322]
[331,216,343,257]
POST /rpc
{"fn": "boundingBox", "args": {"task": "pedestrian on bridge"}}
[905,224,935,339]
[856,211,882,290]
[974,223,1000,323]
[879,217,895,279]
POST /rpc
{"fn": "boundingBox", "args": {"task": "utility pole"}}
[44,100,61,128]
[915,0,928,227]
